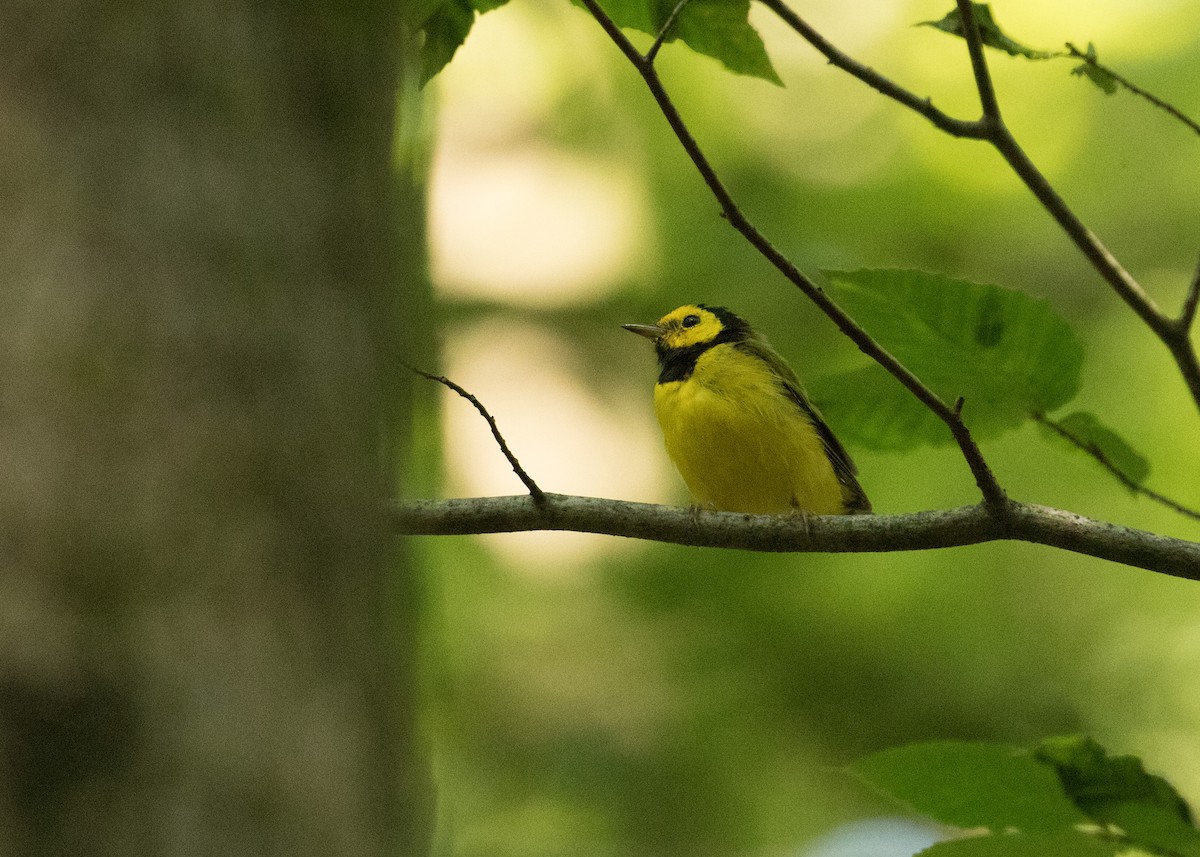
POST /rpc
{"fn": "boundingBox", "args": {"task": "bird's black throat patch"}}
[655,307,751,383]
[656,342,708,383]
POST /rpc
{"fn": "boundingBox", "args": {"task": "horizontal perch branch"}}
[394,494,1200,579]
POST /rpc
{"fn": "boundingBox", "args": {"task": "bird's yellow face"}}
[623,304,748,353]
[648,305,726,350]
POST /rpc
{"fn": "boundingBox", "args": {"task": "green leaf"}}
[668,0,782,84]
[918,830,1123,857]
[590,0,782,85]
[1036,736,1200,857]
[811,269,1084,450]
[1072,64,1118,95]
[1071,45,1119,95]
[413,0,512,87]
[416,0,477,87]
[590,0,654,32]
[919,3,1057,60]
[851,741,1090,832]
[468,0,510,13]
[811,365,949,451]
[1038,412,1150,487]
[407,0,454,33]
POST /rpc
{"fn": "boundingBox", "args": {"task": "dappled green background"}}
[409,1,1200,854]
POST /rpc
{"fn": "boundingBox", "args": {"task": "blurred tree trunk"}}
[0,2,429,855]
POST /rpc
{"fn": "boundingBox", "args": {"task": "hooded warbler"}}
[624,304,870,516]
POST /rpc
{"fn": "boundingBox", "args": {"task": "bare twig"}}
[1181,254,1200,331]
[755,0,1200,416]
[946,4,1163,326]
[951,9,1200,413]
[754,0,986,139]
[409,366,546,504]
[578,0,1010,511]
[1034,414,1200,521]
[985,125,1171,327]
[393,495,1200,579]
[646,0,693,66]
[954,0,1002,122]
[1065,42,1200,138]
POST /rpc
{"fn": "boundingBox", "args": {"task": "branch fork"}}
[402,0,1200,579]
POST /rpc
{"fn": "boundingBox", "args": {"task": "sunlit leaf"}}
[1038,412,1150,487]
[591,0,782,84]
[812,269,1084,450]
[851,741,1089,832]
[1035,736,1200,857]
[920,3,1057,60]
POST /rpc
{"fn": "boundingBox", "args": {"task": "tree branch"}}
[409,367,546,504]
[954,0,1001,122]
[979,113,1200,415]
[646,0,693,66]
[754,0,1200,416]
[393,495,1200,579]
[1181,253,1200,331]
[577,0,1009,510]
[980,124,1199,370]
[1033,414,1200,521]
[1065,42,1200,138]
[754,0,986,139]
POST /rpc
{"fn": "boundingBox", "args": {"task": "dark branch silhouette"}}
[1064,42,1200,138]
[409,366,546,504]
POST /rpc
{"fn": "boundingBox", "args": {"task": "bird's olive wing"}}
[736,337,871,513]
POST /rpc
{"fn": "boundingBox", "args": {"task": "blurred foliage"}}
[1037,736,1200,857]
[852,741,1089,832]
[412,1,1200,855]
[852,737,1200,857]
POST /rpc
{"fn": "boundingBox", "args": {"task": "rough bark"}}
[0,2,427,854]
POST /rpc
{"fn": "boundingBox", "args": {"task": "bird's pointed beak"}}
[622,322,664,340]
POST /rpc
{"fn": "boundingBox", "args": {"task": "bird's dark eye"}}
[682,314,701,328]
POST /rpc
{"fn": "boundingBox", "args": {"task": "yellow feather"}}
[626,304,869,516]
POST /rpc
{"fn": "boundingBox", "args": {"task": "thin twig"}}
[948,5,1165,330]
[948,9,1200,412]
[577,0,1009,510]
[1033,414,1200,522]
[1181,254,1200,331]
[393,495,1200,579]
[409,366,546,504]
[985,127,1168,326]
[755,0,986,139]
[581,0,646,68]
[954,5,1200,415]
[954,0,1002,122]
[646,0,693,66]
[756,0,1200,415]
[1065,42,1200,138]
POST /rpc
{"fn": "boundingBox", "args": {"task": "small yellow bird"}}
[624,304,870,515]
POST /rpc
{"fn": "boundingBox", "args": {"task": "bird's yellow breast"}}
[653,343,846,515]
